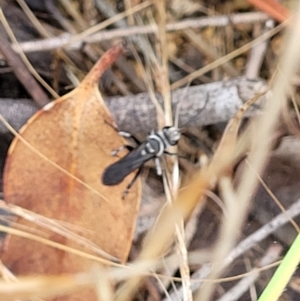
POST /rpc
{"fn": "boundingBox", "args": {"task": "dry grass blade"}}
[171,22,285,89]
[62,0,153,49]
[154,0,172,126]
[115,147,239,300]
[114,61,266,301]
[0,200,117,260]
[0,273,93,301]
[0,224,121,267]
[0,7,59,98]
[196,4,300,300]
[214,91,267,165]
[0,28,49,107]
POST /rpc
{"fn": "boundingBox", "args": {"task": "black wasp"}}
[102,126,181,198]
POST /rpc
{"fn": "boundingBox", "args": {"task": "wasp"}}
[102,126,181,198]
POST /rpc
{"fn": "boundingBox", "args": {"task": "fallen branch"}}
[0,77,267,134]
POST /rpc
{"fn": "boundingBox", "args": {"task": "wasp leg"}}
[163,151,187,159]
[154,157,162,176]
[122,167,143,200]
[118,131,141,146]
[111,145,134,156]
[163,151,177,156]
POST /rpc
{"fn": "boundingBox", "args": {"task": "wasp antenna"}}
[173,85,190,128]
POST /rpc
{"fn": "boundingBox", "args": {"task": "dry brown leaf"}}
[1,45,141,300]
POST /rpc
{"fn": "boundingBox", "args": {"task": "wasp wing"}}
[102,142,155,186]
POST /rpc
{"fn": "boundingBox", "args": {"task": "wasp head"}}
[163,126,181,146]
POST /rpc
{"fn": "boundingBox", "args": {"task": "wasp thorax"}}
[102,126,182,196]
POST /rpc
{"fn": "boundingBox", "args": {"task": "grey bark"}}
[0,77,267,135]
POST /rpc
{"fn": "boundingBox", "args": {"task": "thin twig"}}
[165,198,300,300]
[171,22,285,89]
[55,0,138,94]
[67,0,153,50]
[5,12,270,55]
[0,7,59,99]
[182,28,239,77]
[216,244,283,301]
[0,26,49,107]
[245,20,275,79]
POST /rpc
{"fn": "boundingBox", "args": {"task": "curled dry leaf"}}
[1,45,141,300]
[246,0,290,23]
